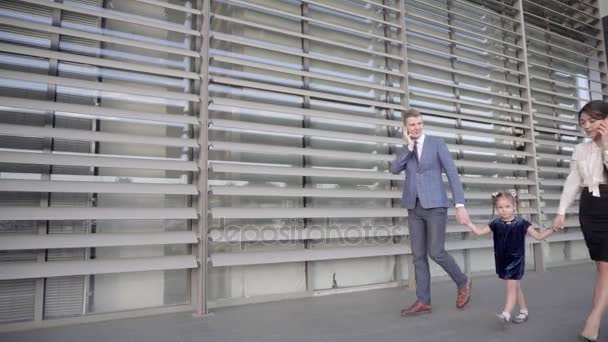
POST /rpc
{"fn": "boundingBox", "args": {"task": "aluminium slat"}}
[546,232,584,243]
[408,58,527,89]
[530,88,581,103]
[406,27,524,63]
[533,125,585,138]
[132,0,202,14]
[529,63,608,86]
[211,97,530,129]
[0,255,197,280]
[211,14,404,61]
[0,124,198,147]
[543,206,579,215]
[220,0,402,44]
[523,11,601,42]
[209,162,536,185]
[210,225,408,243]
[0,150,198,171]
[405,11,522,50]
[452,0,520,24]
[524,0,599,33]
[535,139,577,149]
[209,186,537,199]
[209,119,533,150]
[0,70,199,102]
[298,0,402,29]
[534,113,578,125]
[16,0,200,35]
[210,76,405,110]
[410,91,529,115]
[211,140,536,171]
[210,55,405,94]
[209,245,410,267]
[408,74,526,102]
[210,141,394,162]
[211,32,403,77]
[536,152,572,161]
[531,100,578,113]
[537,166,570,174]
[210,207,531,219]
[543,0,600,20]
[416,107,529,129]
[0,231,197,251]
[528,48,605,73]
[357,0,400,12]
[209,141,534,170]
[408,43,525,75]
[0,96,199,125]
[211,118,535,157]
[526,35,602,63]
[529,74,604,94]
[0,179,197,194]
[0,207,198,220]
[211,102,532,143]
[406,0,521,37]
[538,179,570,186]
[526,24,602,52]
[540,193,566,200]
[0,16,199,57]
[0,43,199,79]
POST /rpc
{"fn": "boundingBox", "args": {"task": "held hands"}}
[464,220,476,231]
[456,207,470,225]
[551,214,566,232]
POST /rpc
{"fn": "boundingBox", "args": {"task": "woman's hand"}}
[552,214,566,231]
[598,119,608,149]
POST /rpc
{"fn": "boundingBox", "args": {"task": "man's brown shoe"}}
[456,279,472,309]
[400,301,432,316]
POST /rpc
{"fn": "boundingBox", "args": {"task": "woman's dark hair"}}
[579,100,608,121]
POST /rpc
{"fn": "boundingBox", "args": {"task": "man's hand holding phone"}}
[401,125,414,146]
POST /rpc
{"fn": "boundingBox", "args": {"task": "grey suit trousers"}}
[408,200,468,305]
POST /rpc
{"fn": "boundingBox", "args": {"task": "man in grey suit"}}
[391,108,472,316]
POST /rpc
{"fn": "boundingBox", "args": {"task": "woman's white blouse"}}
[558,142,608,215]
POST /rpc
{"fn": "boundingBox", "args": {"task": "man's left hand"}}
[456,207,470,225]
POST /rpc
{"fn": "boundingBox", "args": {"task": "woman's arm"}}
[557,147,582,216]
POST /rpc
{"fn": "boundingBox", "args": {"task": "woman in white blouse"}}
[553,100,608,342]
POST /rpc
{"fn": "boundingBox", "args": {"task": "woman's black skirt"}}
[580,186,608,262]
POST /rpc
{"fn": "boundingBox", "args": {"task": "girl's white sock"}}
[501,311,511,321]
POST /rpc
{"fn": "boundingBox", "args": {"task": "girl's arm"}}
[526,225,554,241]
[466,221,492,236]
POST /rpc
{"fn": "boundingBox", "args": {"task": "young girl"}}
[466,191,556,325]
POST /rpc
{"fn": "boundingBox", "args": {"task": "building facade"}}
[0,0,606,330]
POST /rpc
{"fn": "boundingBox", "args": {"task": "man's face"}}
[403,116,424,140]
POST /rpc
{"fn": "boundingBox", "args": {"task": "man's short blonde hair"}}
[401,108,422,124]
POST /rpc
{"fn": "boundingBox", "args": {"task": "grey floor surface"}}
[1,263,603,342]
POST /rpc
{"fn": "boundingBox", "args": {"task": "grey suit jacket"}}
[390,135,465,209]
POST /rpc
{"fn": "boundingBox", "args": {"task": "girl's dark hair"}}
[491,191,520,218]
[579,100,608,121]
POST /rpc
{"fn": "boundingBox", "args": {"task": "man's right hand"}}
[401,126,413,146]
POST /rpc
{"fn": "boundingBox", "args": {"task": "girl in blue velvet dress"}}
[466,192,556,325]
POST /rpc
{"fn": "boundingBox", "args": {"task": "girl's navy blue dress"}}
[489,217,531,280]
